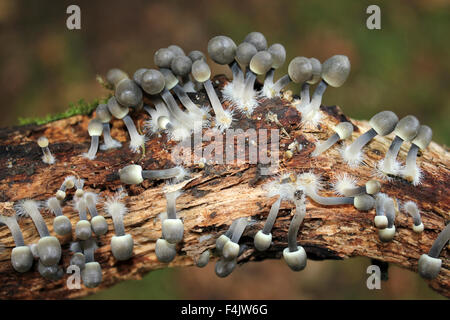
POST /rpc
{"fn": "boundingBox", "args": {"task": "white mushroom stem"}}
[307,80,328,113]
[101,123,122,150]
[122,115,145,151]
[76,199,88,221]
[108,203,126,237]
[263,68,275,89]
[172,84,205,118]
[166,191,180,220]
[271,74,291,93]
[384,198,396,228]
[47,197,63,216]
[428,223,450,258]
[41,146,55,164]
[230,218,248,243]
[403,144,420,178]
[0,215,25,247]
[21,201,50,238]
[288,195,306,252]
[306,191,354,206]
[160,89,195,129]
[382,136,404,172]
[86,136,100,160]
[296,82,310,110]
[261,197,282,235]
[203,79,232,128]
[142,167,185,180]
[345,128,378,156]
[311,133,340,157]
[82,239,97,263]
[85,194,99,217]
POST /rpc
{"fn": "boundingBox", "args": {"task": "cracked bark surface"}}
[0,75,448,299]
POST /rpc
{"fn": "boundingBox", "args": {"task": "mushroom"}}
[222,217,248,261]
[106,68,129,88]
[69,241,86,270]
[84,192,108,236]
[192,59,233,131]
[270,56,312,97]
[215,218,239,253]
[342,111,399,167]
[37,260,64,280]
[107,96,146,153]
[401,125,433,185]
[403,201,424,233]
[74,178,85,199]
[418,223,450,279]
[56,175,76,201]
[83,119,103,160]
[302,55,351,124]
[195,250,211,268]
[81,238,102,288]
[333,174,381,197]
[215,258,237,278]
[378,115,420,177]
[167,44,185,57]
[162,190,184,244]
[243,31,268,51]
[74,198,92,241]
[283,193,307,271]
[311,122,353,156]
[118,164,189,185]
[293,58,322,112]
[96,103,122,150]
[262,43,287,96]
[115,78,143,109]
[0,214,33,272]
[37,136,55,164]
[378,197,396,242]
[155,238,177,263]
[104,190,133,261]
[374,193,389,229]
[14,200,62,266]
[47,197,72,236]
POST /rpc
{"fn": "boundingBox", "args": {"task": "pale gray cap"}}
[235,42,257,66]
[75,220,92,240]
[37,136,49,148]
[208,35,237,65]
[162,218,184,244]
[191,60,211,83]
[81,261,102,288]
[307,57,322,85]
[106,68,129,87]
[215,258,237,278]
[249,51,273,75]
[111,234,134,261]
[37,236,61,266]
[38,260,64,280]
[418,254,441,279]
[412,125,433,150]
[354,194,375,211]
[155,238,176,263]
[394,115,420,141]
[96,103,112,123]
[115,78,143,108]
[222,241,240,261]
[91,215,108,236]
[11,246,33,273]
[119,164,143,184]
[369,111,399,136]
[195,250,210,268]
[70,252,86,270]
[254,230,272,251]
[159,68,179,90]
[171,55,192,77]
[188,50,205,62]
[107,96,129,119]
[215,234,231,252]
[133,68,149,85]
[365,180,381,195]
[243,32,267,51]
[321,55,351,87]
[283,246,307,272]
[154,48,175,68]
[268,43,286,69]
[288,57,313,84]
[141,69,165,95]
[168,44,185,57]
[374,215,388,229]
[335,122,353,140]
[87,119,103,137]
[378,225,396,242]
[53,215,72,236]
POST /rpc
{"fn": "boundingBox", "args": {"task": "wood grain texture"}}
[0,75,448,299]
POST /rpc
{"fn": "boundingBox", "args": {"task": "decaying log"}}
[0,75,448,299]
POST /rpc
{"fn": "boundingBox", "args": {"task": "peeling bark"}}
[0,75,448,299]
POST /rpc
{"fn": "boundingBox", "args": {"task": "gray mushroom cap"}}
[188,50,205,62]
[288,57,313,84]
[119,164,144,185]
[394,115,420,141]
[159,68,179,90]
[215,258,237,278]
[191,59,211,83]
[378,226,396,242]
[37,236,61,266]
[87,119,103,137]
[111,234,134,261]
[249,51,273,75]
[283,246,307,272]
[96,103,112,123]
[369,111,399,136]
[91,215,108,236]
[418,254,442,279]
[215,234,231,252]
[154,48,175,69]
[307,57,322,85]
[195,250,210,268]
[38,260,64,280]
[133,68,149,85]
[354,194,375,211]
[70,252,86,270]
[243,32,268,51]
[162,219,184,244]
[168,44,185,57]
[254,230,272,251]
[115,79,143,108]
[412,125,433,150]
[171,55,193,77]
[53,215,72,236]
[106,68,129,87]
[222,241,240,261]
[141,69,166,95]
[268,43,286,69]
[236,42,257,67]
[155,238,176,263]
[81,261,102,288]
[107,96,129,119]
[207,35,237,65]
[334,122,354,140]
[365,180,381,195]
[11,246,33,273]
[321,55,351,87]
[75,220,92,240]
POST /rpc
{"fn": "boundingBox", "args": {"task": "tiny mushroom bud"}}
[15,200,62,266]
[154,48,175,69]
[85,192,108,236]
[402,125,433,185]
[119,164,189,185]
[38,260,64,280]
[215,258,237,278]
[216,219,239,253]
[56,175,76,200]
[37,136,55,164]
[96,103,122,150]
[195,250,211,268]
[342,111,399,167]
[81,238,102,288]
[222,217,248,261]
[104,190,133,261]
[74,178,85,199]
[283,193,307,271]
[0,214,34,273]
[155,238,176,263]
[70,242,86,270]
[378,197,396,242]
[403,201,424,233]
[74,198,92,241]
[418,223,450,279]
[374,193,389,229]
[106,68,129,88]
[162,190,184,244]
[83,119,103,160]
[378,115,420,177]
[311,122,353,156]
[47,197,72,236]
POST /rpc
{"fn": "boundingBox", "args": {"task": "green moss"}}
[17,97,109,126]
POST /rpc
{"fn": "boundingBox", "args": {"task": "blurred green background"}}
[0,0,448,299]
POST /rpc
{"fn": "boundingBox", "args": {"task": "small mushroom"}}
[118,164,189,185]
[418,223,450,279]
[37,260,64,280]
[262,43,287,95]
[74,178,85,199]
[271,56,312,97]
[342,111,399,167]
[378,197,396,242]
[69,241,86,270]
[37,136,55,164]
[401,125,433,185]
[83,119,103,160]
[15,200,62,266]
[106,68,129,88]
[162,190,184,244]
[374,193,389,229]
[222,217,248,261]
[195,250,211,268]
[215,258,237,278]
[115,78,143,109]
[216,219,239,253]
[311,122,353,156]
[47,197,72,236]
[74,198,92,241]
[104,190,133,261]
[56,175,76,201]
[0,214,33,272]
[96,103,122,150]
[403,201,424,233]
[155,238,177,263]
[84,192,108,236]
[81,238,102,288]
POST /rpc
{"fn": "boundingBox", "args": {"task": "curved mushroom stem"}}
[109,205,125,237]
[76,199,88,221]
[306,80,328,113]
[122,115,145,152]
[22,201,50,238]
[271,74,291,93]
[82,238,97,263]
[385,199,396,228]
[403,144,420,180]
[262,197,282,235]
[288,195,306,252]
[344,128,378,160]
[100,123,122,150]
[231,217,248,243]
[85,136,99,160]
[0,215,25,247]
[41,146,55,164]
[307,192,354,206]
[160,89,195,129]
[85,194,98,217]
[311,133,340,157]
[166,191,181,220]
[381,136,403,174]
[295,82,310,111]
[172,84,207,120]
[263,68,275,91]
[203,79,232,130]
[428,223,450,258]
[142,167,186,181]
